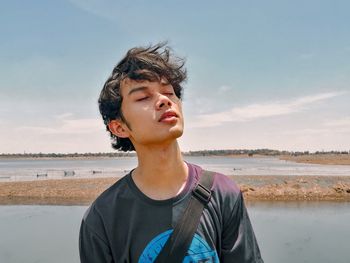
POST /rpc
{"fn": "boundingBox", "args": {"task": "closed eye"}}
[136,96,149,101]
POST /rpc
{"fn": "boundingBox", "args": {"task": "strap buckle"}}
[192,183,211,204]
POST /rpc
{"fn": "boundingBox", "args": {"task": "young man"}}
[79,43,263,262]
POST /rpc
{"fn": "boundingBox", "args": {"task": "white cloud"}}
[324,117,350,127]
[282,128,333,136]
[68,0,134,22]
[1,113,111,153]
[189,91,345,128]
[187,97,215,114]
[16,114,103,135]
[68,0,112,20]
[218,85,232,94]
[55,112,74,120]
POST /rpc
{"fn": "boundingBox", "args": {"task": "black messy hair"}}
[98,42,187,152]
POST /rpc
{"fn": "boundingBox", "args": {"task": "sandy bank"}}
[1,175,350,205]
[280,154,350,165]
[231,175,350,201]
[0,178,117,205]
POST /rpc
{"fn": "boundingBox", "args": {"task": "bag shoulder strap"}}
[155,169,215,263]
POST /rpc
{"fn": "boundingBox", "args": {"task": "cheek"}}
[176,101,183,112]
[125,104,154,122]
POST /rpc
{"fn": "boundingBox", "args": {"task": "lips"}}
[158,111,178,122]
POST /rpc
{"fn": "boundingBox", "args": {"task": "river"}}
[1,156,350,181]
[0,202,349,263]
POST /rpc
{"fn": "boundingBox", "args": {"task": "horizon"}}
[1,149,349,155]
[1,1,349,153]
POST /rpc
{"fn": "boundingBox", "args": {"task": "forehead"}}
[121,78,147,89]
[120,77,170,96]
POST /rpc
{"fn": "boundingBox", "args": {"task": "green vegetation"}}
[0,149,349,158]
[185,149,349,157]
[0,152,136,158]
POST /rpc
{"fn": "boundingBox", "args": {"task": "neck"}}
[132,141,188,200]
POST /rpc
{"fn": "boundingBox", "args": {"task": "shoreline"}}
[1,153,350,165]
[279,154,350,165]
[231,175,350,202]
[0,175,349,205]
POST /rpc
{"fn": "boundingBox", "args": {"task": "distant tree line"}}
[183,149,287,156]
[0,152,136,158]
[184,149,349,157]
[1,149,348,158]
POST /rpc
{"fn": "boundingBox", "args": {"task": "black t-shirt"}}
[79,162,263,262]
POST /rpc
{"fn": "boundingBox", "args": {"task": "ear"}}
[108,120,130,138]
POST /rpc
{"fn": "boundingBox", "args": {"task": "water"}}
[0,203,349,263]
[1,156,350,181]
[0,157,137,181]
[0,206,85,263]
[248,202,350,263]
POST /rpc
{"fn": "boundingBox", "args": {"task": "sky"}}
[0,0,349,153]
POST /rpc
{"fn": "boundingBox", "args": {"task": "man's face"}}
[116,77,184,149]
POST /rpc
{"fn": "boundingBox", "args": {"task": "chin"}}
[169,125,184,138]
[170,130,183,140]
[157,128,184,144]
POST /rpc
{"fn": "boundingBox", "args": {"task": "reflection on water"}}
[1,156,350,181]
[248,201,350,263]
[0,202,349,263]
[0,206,86,263]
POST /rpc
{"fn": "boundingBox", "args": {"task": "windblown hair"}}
[98,43,187,152]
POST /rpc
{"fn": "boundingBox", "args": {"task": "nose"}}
[156,93,172,110]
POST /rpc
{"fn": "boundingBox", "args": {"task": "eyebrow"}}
[128,86,148,96]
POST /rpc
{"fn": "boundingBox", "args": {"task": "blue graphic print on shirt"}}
[139,229,219,263]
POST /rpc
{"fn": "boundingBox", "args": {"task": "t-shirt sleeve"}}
[220,191,264,263]
[79,218,114,263]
